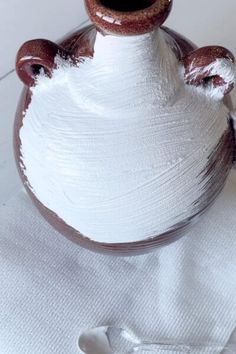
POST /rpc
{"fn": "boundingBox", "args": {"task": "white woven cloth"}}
[0,172,236,353]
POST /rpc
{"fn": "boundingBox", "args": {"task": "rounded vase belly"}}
[14,0,235,255]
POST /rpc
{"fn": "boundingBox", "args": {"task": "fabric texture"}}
[0,172,236,353]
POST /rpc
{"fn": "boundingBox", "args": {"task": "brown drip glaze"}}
[85,0,173,36]
[14,24,235,255]
[162,26,197,58]
[60,25,97,59]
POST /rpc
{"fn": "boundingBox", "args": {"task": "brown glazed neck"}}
[84,0,173,36]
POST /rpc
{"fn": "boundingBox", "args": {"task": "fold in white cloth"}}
[0,172,236,354]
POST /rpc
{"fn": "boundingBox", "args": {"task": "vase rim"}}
[84,0,173,36]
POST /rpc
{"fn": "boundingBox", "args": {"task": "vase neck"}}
[94,28,161,60]
[91,28,181,104]
[84,0,173,36]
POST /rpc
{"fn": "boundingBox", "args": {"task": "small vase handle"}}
[16,39,69,87]
[182,46,235,99]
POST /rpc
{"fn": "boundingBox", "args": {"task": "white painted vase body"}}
[15,0,236,254]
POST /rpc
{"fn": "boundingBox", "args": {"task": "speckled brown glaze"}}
[182,46,235,95]
[14,22,235,255]
[85,0,173,35]
[16,39,70,87]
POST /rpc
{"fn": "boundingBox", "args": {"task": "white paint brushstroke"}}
[19,29,230,243]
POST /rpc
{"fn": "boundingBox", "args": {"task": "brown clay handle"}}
[16,39,70,86]
[182,46,235,98]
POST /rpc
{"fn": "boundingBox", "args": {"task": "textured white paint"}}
[19,29,230,243]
